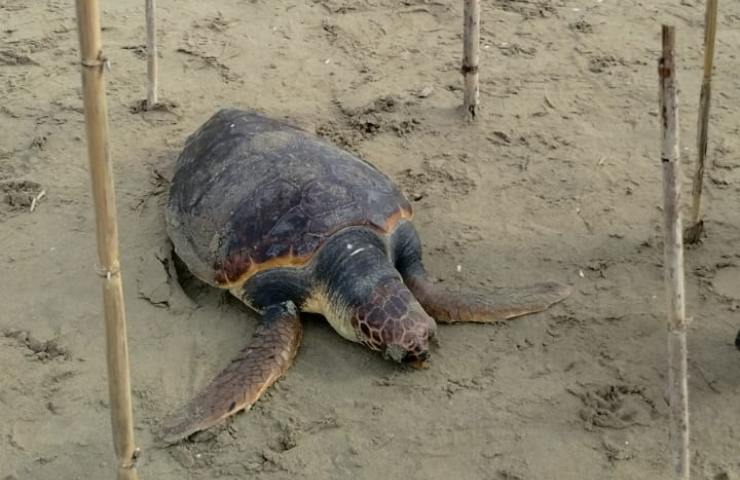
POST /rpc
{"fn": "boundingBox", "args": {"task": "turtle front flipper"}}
[392,222,571,323]
[404,274,571,323]
[159,301,302,444]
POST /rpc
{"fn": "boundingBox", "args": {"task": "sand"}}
[2,0,739,479]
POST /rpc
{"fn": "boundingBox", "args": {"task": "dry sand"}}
[2,0,739,479]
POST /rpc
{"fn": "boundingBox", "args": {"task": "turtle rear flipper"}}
[405,274,571,324]
[159,302,302,444]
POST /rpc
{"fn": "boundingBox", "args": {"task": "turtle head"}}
[353,276,437,368]
[315,229,437,367]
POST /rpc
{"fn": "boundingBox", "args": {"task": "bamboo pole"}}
[684,0,719,244]
[658,25,691,480]
[145,0,158,108]
[74,1,140,479]
[462,0,480,122]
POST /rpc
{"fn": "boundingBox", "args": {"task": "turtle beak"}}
[408,359,429,369]
[401,349,430,369]
[405,353,430,369]
[383,345,430,368]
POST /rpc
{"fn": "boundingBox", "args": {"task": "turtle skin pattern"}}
[354,276,434,362]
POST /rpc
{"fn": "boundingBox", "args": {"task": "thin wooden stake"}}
[685,0,719,244]
[74,1,140,479]
[146,0,158,108]
[462,0,480,122]
[658,25,690,480]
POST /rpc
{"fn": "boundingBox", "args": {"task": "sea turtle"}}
[161,108,571,443]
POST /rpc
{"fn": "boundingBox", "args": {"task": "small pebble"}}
[27,338,43,352]
[416,86,434,98]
